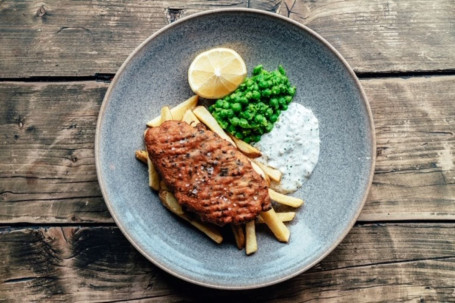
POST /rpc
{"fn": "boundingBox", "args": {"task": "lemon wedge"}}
[188,48,247,99]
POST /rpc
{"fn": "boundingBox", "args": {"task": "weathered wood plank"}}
[0,82,111,223]
[359,76,455,221]
[0,224,454,301]
[0,0,454,77]
[1,76,454,223]
[277,0,455,73]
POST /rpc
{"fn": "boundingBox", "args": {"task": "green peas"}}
[209,64,295,143]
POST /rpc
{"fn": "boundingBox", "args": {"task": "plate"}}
[95,8,375,289]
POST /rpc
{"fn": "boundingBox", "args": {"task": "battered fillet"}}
[145,120,271,226]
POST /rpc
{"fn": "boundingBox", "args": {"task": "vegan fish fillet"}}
[145,120,271,226]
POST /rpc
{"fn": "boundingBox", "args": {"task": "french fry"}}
[147,152,160,191]
[257,212,296,223]
[229,135,261,158]
[231,225,245,249]
[182,109,200,126]
[159,190,184,215]
[260,208,290,242]
[159,190,223,244]
[147,95,199,127]
[181,214,223,244]
[269,189,304,208]
[135,150,148,164]
[245,221,257,255]
[160,106,173,123]
[159,180,169,191]
[192,106,236,146]
[251,161,270,185]
[254,161,282,183]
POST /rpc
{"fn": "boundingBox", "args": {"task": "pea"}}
[282,104,288,111]
[215,99,223,107]
[252,91,261,100]
[251,135,261,142]
[270,98,279,108]
[278,65,286,75]
[244,136,252,143]
[253,65,263,75]
[226,109,234,118]
[255,114,265,123]
[270,114,279,123]
[265,123,274,132]
[259,80,268,89]
[235,132,244,139]
[231,103,242,112]
[279,97,287,106]
[288,86,296,96]
[261,89,271,97]
[230,116,240,126]
[266,108,273,117]
[285,95,292,103]
[239,118,249,128]
[272,86,281,95]
[219,109,228,118]
[239,97,249,105]
[219,119,228,129]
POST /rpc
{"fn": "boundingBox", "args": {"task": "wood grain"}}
[359,76,455,221]
[0,82,110,223]
[1,76,454,223]
[277,0,455,73]
[0,0,454,78]
[0,223,454,301]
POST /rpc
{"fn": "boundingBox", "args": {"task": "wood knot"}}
[166,8,183,23]
[36,5,47,17]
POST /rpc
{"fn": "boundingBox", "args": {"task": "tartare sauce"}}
[253,102,320,193]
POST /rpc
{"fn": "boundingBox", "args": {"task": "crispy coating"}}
[145,120,271,226]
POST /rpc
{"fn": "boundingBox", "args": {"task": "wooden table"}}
[1,1,454,301]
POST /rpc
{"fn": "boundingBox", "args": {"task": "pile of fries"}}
[136,95,304,255]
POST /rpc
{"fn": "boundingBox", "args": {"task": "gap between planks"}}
[1,70,455,83]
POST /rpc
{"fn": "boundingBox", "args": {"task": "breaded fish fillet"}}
[145,120,270,226]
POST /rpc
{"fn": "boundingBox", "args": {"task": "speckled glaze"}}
[95,9,375,290]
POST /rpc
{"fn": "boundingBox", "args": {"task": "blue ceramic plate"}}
[96,8,375,289]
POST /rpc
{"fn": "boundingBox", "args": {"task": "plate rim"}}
[95,7,376,290]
